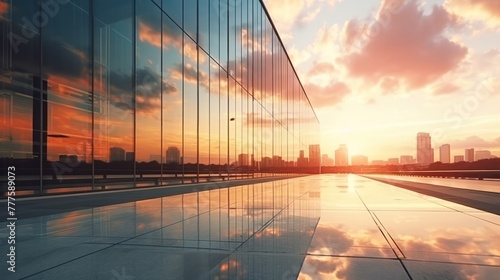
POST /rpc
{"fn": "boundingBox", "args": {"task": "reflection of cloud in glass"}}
[105,67,177,116]
[44,42,88,78]
[138,18,204,64]
[0,1,8,16]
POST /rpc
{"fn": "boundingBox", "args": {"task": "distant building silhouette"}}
[400,155,414,165]
[371,160,386,165]
[125,152,135,162]
[351,155,368,166]
[388,158,399,165]
[335,144,348,166]
[465,148,474,162]
[454,155,465,163]
[309,144,321,167]
[417,132,432,164]
[297,150,308,167]
[475,150,492,161]
[166,146,180,164]
[439,144,450,163]
[321,154,334,166]
[109,147,125,162]
[238,154,249,166]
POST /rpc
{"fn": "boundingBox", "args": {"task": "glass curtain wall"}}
[0,0,320,197]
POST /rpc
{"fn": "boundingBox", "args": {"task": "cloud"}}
[304,81,350,107]
[43,41,88,80]
[342,0,468,92]
[450,135,500,149]
[445,0,500,27]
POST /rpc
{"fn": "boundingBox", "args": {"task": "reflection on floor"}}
[1,174,499,279]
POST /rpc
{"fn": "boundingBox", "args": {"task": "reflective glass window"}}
[44,0,93,186]
[94,0,134,187]
[136,0,162,183]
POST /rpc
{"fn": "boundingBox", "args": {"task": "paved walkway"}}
[0,174,498,279]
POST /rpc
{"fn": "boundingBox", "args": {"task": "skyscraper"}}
[439,144,450,163]
[400,155,414,165]
[109,147,125,162]
[335,144,349,166]
[417,132,432,165]
[166,147,181,164]
[465,148,475,162]
[0,0,320,195]
[309,145,321,168]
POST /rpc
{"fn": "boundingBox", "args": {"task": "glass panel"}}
[0,0,40,196]
[220,67,228,169]
[219,0,228,70]
[162,0,182,28]
[162,13,183,181]
[228,77,236,175]
[209,0,220,63]
[44,0,92,190]
[94,0,134,188]
[184,36,198,178]
[199,0,209,52]
[184,0,197,42]
[209,59,220,174]
[136,0,161,185]
[199,50,210,175]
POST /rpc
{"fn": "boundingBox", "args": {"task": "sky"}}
[264,0,500,162]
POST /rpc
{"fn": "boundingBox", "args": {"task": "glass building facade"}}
[0,0,319,196]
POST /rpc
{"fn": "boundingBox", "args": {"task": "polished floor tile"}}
[2,174,499,279]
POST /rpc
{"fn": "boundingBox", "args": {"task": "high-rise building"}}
[417,132,433,164]
[400,155,414,165]
[335,145,349,166]
[110,147,125,162]
[439,144,451,163]
[238,154,249,166]
[465,148,475,162]
[454,155,465,162]
[475,150,492,161]
[125,152,135,162]
[309,145,321,169]
[351,155,368,166]
[297,150,309,167]
[166,147,181,164]
[0,0,320,195]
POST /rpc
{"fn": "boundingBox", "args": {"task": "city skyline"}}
[322,132,497,166]
[265,0,500,160]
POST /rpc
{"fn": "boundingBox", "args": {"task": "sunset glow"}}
[265,0,500,161]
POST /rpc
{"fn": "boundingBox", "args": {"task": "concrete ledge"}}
[362,175,500,215]
[0,175,305,219]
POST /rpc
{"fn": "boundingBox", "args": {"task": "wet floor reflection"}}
[0,179,319,280]
[1,174,499,279]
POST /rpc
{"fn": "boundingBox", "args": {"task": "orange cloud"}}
[0,1,8,17]
[445,0,500,27]
[342,0,468,91]
[304,81,350,107]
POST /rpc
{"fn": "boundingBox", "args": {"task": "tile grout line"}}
[353,182,414,280]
